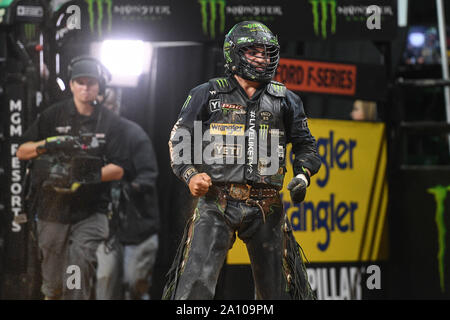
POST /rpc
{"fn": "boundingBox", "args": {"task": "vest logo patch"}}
[222,103,245,110]
[210,123,245,136]
[213,143,243,158]
[259,124,269,140]
[259,111,273,121]
[209,99,221,112]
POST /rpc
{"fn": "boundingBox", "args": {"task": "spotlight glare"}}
[100,40,146,77]
[408,32,425,47]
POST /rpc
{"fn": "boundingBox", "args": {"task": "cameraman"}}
[96,89,160,300]
[16,56,126,300]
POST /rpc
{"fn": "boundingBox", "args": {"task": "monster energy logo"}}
[85,0,112,37]
[198,0,226,39]
[259,124,269,140]
[215,78,228,88]
[427,185,450,293]
[24,24,36,41]
[309,0,337,39]
[272,83,283,93]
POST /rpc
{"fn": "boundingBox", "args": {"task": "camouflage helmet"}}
[223,21,280,83]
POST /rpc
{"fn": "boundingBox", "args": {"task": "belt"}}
[207,183,280,223]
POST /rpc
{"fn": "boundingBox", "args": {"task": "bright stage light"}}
[408,32,425,47]
[92,39,152,87]
[101,40,146,76]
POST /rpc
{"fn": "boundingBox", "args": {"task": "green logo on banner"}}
[85,0,113,37]
[198,0,226,39]
[24,23,36,41]
[428,185,450,293]
[309,0,337,39]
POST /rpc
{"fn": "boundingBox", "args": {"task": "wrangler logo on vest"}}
[210,123,245,136]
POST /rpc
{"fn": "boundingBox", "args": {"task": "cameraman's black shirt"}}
[22,98,127,223]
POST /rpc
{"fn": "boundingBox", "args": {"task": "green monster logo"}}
[24,24,36,41]
[85,0,113,37]
[427,185,450,293]
[198,0,226,39]
[309,0,337,39]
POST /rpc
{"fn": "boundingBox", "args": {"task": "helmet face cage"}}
[224,21,280,83]
[238,43,280,82]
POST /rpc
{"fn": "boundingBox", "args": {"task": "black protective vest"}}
[200,77,287,189]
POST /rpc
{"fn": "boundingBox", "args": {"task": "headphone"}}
[67,55,111,95]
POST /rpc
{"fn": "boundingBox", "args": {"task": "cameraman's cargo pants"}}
[37,213,108,300]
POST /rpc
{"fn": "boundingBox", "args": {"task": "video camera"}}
[33,133,106,194]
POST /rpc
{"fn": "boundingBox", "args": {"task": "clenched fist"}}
[188,173,212,197]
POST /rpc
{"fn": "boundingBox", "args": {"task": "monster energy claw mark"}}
[85,0,113,37]
[24,24,36,41]
[428,185,450,293]
[216,78,228,88]
[309,0,337,39]
[259,124,269,140]
[199,0,226,39]
[182,95,192,110]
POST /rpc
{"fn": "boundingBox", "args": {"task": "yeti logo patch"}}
[209,99,221,112]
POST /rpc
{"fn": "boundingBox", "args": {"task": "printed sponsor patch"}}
[182,167,198,182]
[259,111,273,121]
[209,99,221,112]
[213,143,243,158]
[269,129,285,137]
[210,123,245,136]
[222,103,245,110]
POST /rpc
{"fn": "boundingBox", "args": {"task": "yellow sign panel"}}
[228,119,388,263]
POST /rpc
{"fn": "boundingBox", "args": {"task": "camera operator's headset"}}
[67,55,111,95]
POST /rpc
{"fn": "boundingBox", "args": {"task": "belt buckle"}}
[229,184,251,201]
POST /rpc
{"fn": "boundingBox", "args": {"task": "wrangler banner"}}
[52,0,397,42]
[228,119,389,264]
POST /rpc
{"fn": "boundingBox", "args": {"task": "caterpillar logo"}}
[198,0,226,39]
[259,124,269,140]
[85,0,113,37]
[427,185,450,293]
[309,0,337,39]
